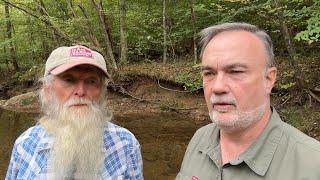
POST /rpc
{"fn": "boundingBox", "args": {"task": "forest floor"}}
[0,57,319,179]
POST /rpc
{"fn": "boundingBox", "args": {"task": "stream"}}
[0,109,209,179]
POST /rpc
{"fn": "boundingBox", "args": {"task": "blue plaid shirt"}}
[6,122,143,180]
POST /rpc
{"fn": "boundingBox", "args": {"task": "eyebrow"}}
[58,73,74,79]
[201,63,249,71]
[225,63,249,70]
[58,72,100,81]
[201,66,213,71]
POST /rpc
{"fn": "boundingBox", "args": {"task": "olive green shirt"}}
[177,109,320,180]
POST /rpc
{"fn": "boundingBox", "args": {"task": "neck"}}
[220,107,272,165]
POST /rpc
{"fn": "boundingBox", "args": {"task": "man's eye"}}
[89,80,98,84]
[86,79,100,85]
[202,71,216,77]
[63,77,76,83]
[229,70,244,74]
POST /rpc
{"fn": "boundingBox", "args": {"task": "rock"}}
[0,91,40,113]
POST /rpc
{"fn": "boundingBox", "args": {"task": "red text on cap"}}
[70,47,93,58]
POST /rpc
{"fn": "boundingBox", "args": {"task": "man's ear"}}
[265,67,277,94]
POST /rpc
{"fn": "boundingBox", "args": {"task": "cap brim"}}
[50,60,108,76]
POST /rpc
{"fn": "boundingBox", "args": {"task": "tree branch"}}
[1,0,113,80]
[305,89,320,103]
[157,79,190,93]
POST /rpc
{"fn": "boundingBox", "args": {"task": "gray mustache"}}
[210,96,236,105]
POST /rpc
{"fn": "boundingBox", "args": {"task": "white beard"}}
[39,88,112,179]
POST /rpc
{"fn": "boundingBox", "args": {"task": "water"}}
[0,109,37,178]
[0,109,208,179]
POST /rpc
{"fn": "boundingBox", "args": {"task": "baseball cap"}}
[44,45,108,76]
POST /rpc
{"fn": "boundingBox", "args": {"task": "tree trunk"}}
[38,0,60,45]
[67,0,77,17]
[2,0,111,77]
[78,4,113,74]
[2,0,74,44]
[119,0,128,65]
[189,0,197,64]
[5,2,19,71]
[78,4,101,48]
[274,0,304,89]
[91,0,118,71]
[3,46,10,71]
[27,17,36,62]
[162,0,167,63]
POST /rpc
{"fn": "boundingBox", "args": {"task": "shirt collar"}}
[197,124,222,167]
[197,108,284,176]
[37,129,54,152]
[231,108,284,176]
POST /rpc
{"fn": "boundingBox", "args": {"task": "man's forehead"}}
[60,64,103,78]
[66,65,103,75]
[202,30,267,69]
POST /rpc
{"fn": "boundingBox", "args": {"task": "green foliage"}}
[175,71,202,92]
[279,82,296,90]
[280,107,303,129]
[12,65,43,83]
[295,1,320,44]
[0,0,320,74]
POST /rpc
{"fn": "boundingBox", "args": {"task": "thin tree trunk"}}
[189,0,197,64]
[162,0,167,63]
[78,4,102,48]
[5,2,19,71]
[78,4,113,74]
[41,30,50,60]
[3,46,10,71]
[27,17,36,62]
[1,0,110,74]
[38,0,60,45]
[2,0,77,45]
[119,0,128,65]
[67,0,77,17]
[166,4,175,62]
[274,0,304,89]
[91,0,118,71]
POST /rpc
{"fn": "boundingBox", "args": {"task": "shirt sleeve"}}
[5,143,21,180]
[126,141,143,180]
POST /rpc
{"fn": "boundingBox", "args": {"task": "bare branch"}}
[91,0,118,71]
[157,79,190,93]
[305,89,320,103]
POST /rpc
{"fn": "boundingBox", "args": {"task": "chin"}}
[210,110,236,122]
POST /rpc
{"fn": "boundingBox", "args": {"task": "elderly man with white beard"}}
[6,45,143,179]
[176,23,320,180]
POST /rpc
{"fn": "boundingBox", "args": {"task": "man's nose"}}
[74,81,86,97]
[211,73,228,95]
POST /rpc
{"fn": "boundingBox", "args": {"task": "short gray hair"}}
[199,22,275,68]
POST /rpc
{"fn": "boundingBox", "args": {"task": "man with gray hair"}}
[177,23,320,180]
[6,45,143,179]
